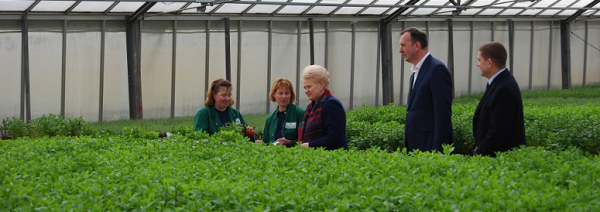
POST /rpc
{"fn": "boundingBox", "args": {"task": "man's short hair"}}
[478,42,507,69]
[400,27,428,49]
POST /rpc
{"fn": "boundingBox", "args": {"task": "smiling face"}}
[274,87,292,108]
[399,33,419,65]
[303,78,324,102]
[213,86,232,111]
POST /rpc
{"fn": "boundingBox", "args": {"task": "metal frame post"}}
[61,19,67,117]
[296,21,301,104]
[267,20,272,111]
[529,21,534,90]
[379,19,393,105]
[99,19,106,122]
[508,19,514,74]
[468,21,474,94]
[236,20,242,110]
[560,20,571,89]
[171,19,177,118]
[21,15,31,122]
[447,19,455,98]
[205,20,210,96]
[224,17,231,81]
[350,21,355,110]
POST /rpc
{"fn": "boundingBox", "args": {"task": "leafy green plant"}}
[119,125,159,139]
[1,117,29,138]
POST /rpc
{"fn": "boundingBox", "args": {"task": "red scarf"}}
[298,90,332,143]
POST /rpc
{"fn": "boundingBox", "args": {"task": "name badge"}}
[285,122,296,129]
[235,118,241,124]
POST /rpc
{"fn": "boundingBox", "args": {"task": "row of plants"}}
[1,114,96,139]
[1,129,599,210]
[346,102,600,155]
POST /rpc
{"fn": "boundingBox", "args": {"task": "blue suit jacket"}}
[405,54,454,152]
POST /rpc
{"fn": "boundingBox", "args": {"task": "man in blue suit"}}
[400,27,454,152]
[473,42,526,157]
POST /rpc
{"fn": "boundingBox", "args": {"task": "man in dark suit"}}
[473,42,526,157]
[400,27,454,152]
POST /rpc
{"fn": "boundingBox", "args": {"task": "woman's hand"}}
[276,138,291,146]
[301,142,309,148]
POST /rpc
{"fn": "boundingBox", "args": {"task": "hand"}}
[473,146,478,154]
[276,138,291,146]
[301,142,309,148]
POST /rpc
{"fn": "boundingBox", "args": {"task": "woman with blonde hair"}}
[263,78,305,146]
[194,78,247,135]
[298,65,348,150]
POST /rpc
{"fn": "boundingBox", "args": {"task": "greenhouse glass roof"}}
[0,0,598,19]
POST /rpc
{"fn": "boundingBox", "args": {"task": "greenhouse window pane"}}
[460,0,494,15]
[333,0,373,15]
[519,0,557,16]
[497,1,535,16]
[148,2,187,13]
[72,1,114,13]
[110,2,144,13]
[246,0,288,14]
[477,1,511,16]
[0,0,35,11]
[212,3,252,13]
[31,1,76,12]
[179,3,219,13]
[410,0,447,15]
[360,0,398,15]
[306,0,346,14]
[539,0,573,16]
[277,0,318,14]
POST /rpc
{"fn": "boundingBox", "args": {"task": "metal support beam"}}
[564,0,600,23]
[447,19,455,98]
[350,22,355,110]
[325,21,329,69]
[224,17,231,81]
[126,19,144,120]
[267,20,272,112]
[375,21,381,106]
[379,19,393,105]
[547,21,553,90]
[468,21,473,94]
[205,20,210,96]
[528,21,534,90]
[99,20,106,122]
[309,18,315,65]
[128,2,156,22]
[491,21,495,41]
[560,21,571,89]
[583,21,588,86]
[296,21,302,104]
[61,20,67,117]
[21,15,31,122]
[508,19,514,74]
[236,20,242,110]
[400,21,405,106]
[383,0,419,24]
[171,20,177,118]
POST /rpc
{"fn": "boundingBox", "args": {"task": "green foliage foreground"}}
[2,132,599,211]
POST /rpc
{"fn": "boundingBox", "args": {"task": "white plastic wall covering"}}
[174,20,206,118]
[141,20,174,119]
[588,20,600,83]
[306,0,343,14]
[471,21,492,93]
[468,21,474,94]
[65,21,102,121]
[570,21,586,86]
[326,21,352,109]
[410,0,443,16]
[353,21,378,108]
[453,21,471,96]
[404,0,429,16]
[171,20,177,118]
[513,21,532,90]
[0,21,22,121]
[102,21,128,121]
[238,21,270,114]
[534,0,561,16]
[28,21,63,120]
[301,0,323,15]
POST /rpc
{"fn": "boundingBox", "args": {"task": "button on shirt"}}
[411,52,430,88]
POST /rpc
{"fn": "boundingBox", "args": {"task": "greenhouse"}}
[1,0,599,121]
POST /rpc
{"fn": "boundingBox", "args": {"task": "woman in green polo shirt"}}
[194,78,247,135]
[263,78,305,147]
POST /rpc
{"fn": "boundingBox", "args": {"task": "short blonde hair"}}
[204,78,235,107]
[301,65,330,90]
[269,78,296,103]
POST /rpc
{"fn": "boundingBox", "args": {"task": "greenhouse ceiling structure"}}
[1,0,600,121]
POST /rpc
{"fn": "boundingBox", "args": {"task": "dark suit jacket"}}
[405,54,454,152]
[473,69,526,157]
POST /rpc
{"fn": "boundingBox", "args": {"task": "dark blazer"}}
[473,69,526,157]
[405,54,454,152]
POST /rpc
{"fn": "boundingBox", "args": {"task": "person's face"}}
[213,86,232,109]
[303,78,324,102]
[399,33,419,65]
[476,51,492,79]
[274,87,292,108]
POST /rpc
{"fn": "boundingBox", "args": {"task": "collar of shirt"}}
[411,52,430,81]
[488,68,507,85]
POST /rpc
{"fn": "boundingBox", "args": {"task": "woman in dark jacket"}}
[298,65,349,150]
[263,78,305,146]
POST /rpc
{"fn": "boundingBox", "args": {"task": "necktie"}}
[409,72,415,92]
